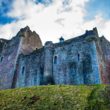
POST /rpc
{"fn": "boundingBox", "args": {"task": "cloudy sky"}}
[0,0,110,44]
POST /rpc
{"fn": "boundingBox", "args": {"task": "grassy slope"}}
[0,85,110,110]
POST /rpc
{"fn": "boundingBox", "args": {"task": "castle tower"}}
[44,41,54,84]
[11,26,43,88]
[0,26,43,89]
[17,26,42,55]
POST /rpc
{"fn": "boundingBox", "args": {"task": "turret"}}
[93,27,98,36]
[59,37,64,43]
[85,27,99,42]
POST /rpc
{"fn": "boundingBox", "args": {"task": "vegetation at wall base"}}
[0,85,110,110]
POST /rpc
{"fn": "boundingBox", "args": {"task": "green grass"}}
[0,85,110,110]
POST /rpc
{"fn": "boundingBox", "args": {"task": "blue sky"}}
[1,0,110,24]
[0,0,14,24]
[85,0,110,20]
[0,0,110,43]
[0,0,52,24]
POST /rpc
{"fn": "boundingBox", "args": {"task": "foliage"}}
[0,85,109,110]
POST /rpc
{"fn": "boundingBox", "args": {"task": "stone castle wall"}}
[0,26,110,89]
[15,48,44,88]
[99,37,110,83]
[0,26,43,89]
[0,36,20,89]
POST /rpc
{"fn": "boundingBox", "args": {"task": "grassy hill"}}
[0,85,110,110]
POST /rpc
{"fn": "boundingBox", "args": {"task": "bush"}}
[0,85,109,110]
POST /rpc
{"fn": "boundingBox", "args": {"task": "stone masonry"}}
[0,26,110,89]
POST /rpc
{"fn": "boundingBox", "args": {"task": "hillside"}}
[0,85,110,110]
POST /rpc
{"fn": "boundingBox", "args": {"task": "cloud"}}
[83,14,110,41]
[55,18,65,27]
[0,0,110,44]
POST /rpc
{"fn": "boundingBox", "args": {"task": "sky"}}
[0,0,110,44]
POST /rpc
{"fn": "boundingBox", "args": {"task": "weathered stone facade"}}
[0,26,110,89]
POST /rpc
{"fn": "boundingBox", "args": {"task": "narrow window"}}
[40,67,44,85]
[78,53,80,61]
[3,43,7,49]
[22,66,25,75]
[54,56,57,64]
[0,56,3,62]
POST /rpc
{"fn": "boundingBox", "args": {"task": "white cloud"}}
[0,0,110,44]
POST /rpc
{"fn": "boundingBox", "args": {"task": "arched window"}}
[22,66,25,75]
[0,56,3,62]
[54,56,57,64]
[40,67,44,85]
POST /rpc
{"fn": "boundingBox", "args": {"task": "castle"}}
[0,26,110,89]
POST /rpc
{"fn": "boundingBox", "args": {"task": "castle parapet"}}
[45,41,53,48]
[85,27,99,42]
